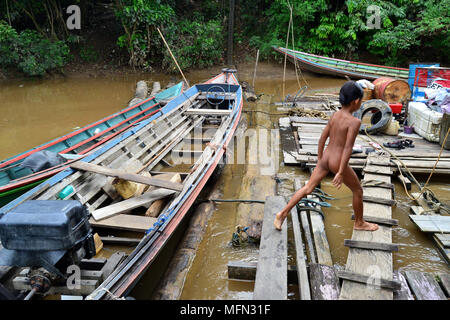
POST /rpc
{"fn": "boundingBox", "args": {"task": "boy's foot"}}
[353,220,379,231]
[273,212,284,231]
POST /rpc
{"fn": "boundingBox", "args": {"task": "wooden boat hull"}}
[0,71,242,300]
[0,82,184,206]
[273,47,409,80]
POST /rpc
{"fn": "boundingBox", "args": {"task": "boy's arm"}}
[332,120,360,188]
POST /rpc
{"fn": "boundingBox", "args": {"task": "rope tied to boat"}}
[363,126,450,214]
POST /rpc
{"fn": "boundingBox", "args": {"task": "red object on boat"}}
[389,103,403,114]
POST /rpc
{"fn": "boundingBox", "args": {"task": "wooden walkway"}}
[339,153,396,300]
[279,116,450,174]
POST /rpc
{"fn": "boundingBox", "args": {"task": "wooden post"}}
[227,0,235,66]
[252,49,259,89]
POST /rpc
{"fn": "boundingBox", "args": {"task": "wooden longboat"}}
[273,47,409,80]
[0,70,242,299]
[0,82,184,207]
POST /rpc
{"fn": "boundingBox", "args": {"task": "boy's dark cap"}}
[339,81,364,106]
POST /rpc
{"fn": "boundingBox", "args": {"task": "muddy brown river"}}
[0,62,448,300]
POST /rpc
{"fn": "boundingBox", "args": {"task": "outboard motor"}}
[0,200,95,298]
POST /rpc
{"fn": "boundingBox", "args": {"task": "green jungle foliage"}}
[0,0,448,76]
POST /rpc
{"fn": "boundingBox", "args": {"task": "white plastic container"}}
[407,101,443,142]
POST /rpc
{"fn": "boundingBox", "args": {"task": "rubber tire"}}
[353,99,393,134]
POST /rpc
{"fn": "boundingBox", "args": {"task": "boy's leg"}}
[342,166,378,231]
[274,164,329,230]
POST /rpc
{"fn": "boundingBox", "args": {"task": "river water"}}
[0,62,448,300]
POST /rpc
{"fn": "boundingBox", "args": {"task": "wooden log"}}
[351,214,398,226]
[70,161,184,191]
[344,239,399,252]
[309,264,340,300]
[337,270,401,290]
[91,188,175,221]
[393,271,415,300]
[404,271,447,300]
[145,173,181,216]
[363,196,396,206]
[290,204,311,300]
[253,196,287,300]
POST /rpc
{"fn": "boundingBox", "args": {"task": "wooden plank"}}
[294,179,316,264]
[404,271,447,300]
[339,154,394,300]
[434,233,450,248]
[70,161,184,191]
[309,264,340,300]
[101,252,126,281]
[337,270,401,290]
[290,204,311,300]
[185,108,232,116]
[89,214,157,233]
[410,206,425,215]
[363,196,396,206]
[397,175,411,190]
[432,234,450,265]
[227,261,299,284]
[344,239,399,252]
[91,188,175,220]
[351,214,398,226]
[438,273,450,297]
[393,271,415,300]
[253,196,287,300]
[306,189,333,266]
[409,215,450,233]
[99,236,141,246]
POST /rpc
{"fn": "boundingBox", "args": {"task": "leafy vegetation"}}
[0,0,448,77]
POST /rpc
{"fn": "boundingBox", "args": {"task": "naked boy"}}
[274,81,379,232]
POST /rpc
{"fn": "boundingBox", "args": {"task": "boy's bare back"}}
[319,110,361,173]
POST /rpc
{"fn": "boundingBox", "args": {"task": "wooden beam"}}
[253,196,287,300]
[344,239,399,252]
[309,264,340,300]
[185,108,232,116]
[290,204,311,300]
[70,161,184,191]
[227,261,299,284]
[351,215,398,226]
[363,196,396,206]
[89,214,157,233]
[91,188,175,220]
[337,270,401,290]
[294,179,316,264]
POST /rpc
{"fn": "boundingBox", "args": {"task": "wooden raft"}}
[253,196,287,300]
[339,154,396,300]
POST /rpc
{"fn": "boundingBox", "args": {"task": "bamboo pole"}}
[252,49,260,89]
[157,28,190,87]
